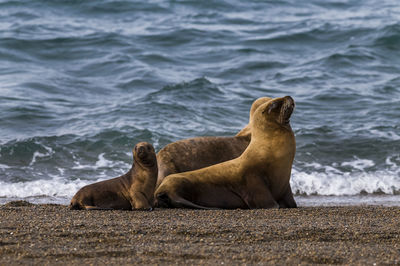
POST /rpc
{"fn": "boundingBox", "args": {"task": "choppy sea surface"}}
[0,0,399,206]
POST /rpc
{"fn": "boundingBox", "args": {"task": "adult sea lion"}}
[156,96,296,208]
[155,96,296,209]
[70,142,157,210]
[156,96,271,186]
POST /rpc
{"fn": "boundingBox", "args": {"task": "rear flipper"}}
[83,205,115,210]
[69,203,115,211]
[156,192,217,210]
[277,184,297,208]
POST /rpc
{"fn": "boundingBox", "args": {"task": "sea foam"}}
[1,156,399,205]
[0,177,106,205]
[291,156,400,196]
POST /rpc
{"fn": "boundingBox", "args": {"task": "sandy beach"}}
[1,202,399,265]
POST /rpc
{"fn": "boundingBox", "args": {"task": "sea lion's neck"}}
[119,162,146,187]
[130,159,158,197]
[243,126,295,162]
[120,168,135,187]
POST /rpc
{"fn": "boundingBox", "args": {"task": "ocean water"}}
[0,0,399,206]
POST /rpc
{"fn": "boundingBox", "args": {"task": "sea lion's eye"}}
[267,101,283,114]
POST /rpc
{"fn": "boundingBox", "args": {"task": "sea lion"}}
[155,96,296,209]
[156,96,296,208]
[156,96,271,187]
[70,142,157,210]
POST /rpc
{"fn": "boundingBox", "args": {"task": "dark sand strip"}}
[1,203,400,265]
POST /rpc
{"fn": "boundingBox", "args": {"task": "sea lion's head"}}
[133,142,157,167]
[253,96,295,132]
[265,96,295,125]
[250,97,273,120]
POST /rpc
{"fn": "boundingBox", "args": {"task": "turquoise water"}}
[0,0,399,205]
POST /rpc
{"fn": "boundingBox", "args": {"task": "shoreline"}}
[1,203,400,264]
[2,194,400,207]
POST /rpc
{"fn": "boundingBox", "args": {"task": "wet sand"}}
[1,202,400,265]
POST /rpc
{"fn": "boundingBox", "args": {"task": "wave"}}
[1,0,400,206]
[373,23,400,50]
[1,157,399,203]
[147,77,225,103]
[0,177,104,203]
[1,168,399,205]
[291,157,400,196]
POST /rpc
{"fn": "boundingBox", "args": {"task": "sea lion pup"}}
[70,142,157,211]
[156,96,271,187]
[155,96,296,209]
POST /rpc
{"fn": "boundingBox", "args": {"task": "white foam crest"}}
[0,164,10,169]
[291,156,400,196]
[341,158,375,171]
[0,177,106,199]
[72,153,127,170]
[29,143,54,166]
[291,170,400,196]
[303,162,343,175]
[370,129,400,141]
[386,155,400,169]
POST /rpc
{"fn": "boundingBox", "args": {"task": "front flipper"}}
[277,184,297,208]
[130,192,153,211]
[244,187,279,209]
[243,175,279,209]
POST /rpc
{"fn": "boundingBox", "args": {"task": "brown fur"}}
[155,96,296,209]
[70,142,157,211]
[156,97,271,187]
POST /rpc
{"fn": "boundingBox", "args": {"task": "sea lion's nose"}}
[283,96,295,107]
[138,146,146,154]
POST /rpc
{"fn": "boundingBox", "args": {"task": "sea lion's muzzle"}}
[138,146,147,158]
[155,192,172,208]
[280,96,295,125]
